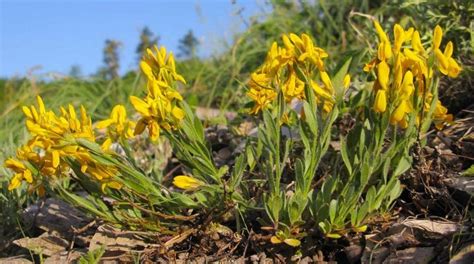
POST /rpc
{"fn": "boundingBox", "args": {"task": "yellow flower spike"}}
[173,175,204,190]
[433,25,443,50]
[343,74,351,90]
[374,89,387,113]
[412,31,426,54]
[377,61,390,90]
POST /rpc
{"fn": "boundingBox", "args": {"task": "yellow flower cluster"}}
[131,46,186,141]
[97,105,135,151]
[247,33,346,114]
[367,21,460,129]
[5,96,121,192]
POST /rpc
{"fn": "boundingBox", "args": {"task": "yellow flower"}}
[97,104,135,150]
[5,158,33,190]
[282,71,305,101]
[172,175,204,190]
[133,46,186,140]
[247,87,277,114]
[434,42,462,78]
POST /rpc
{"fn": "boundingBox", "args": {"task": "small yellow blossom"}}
[172,175,204,190]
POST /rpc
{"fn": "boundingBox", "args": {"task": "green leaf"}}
[462,165,474,177]
[393,155,412,177]
[332,57,352,100]
[340,137,352,175]
[329,199,337,223]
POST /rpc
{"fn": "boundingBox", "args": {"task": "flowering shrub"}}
[5,21,461,246]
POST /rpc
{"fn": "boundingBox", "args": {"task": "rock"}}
[22,198,93,246]
[13,233,69,257]
[382,247,435,264]
[0,256,32,264]
[450,242,474,264]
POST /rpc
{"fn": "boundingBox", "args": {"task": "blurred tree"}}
[69,64,82,78]
[178,30,199,59]
[136,27,159,61]
[103,39,121,79]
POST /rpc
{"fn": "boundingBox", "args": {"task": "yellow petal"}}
[140,61,154,80]
[5,158,26,171]
[52,150,60,168]
[394,24,405,52]
[412,31,425,54]
[130,96,150,116]
[343,74,351,90]
[149,121,160,141]
[23,170,33,183]
[320,71,334,91]
[96,119,114,129]
[373,20,389,43]
[444,41,453,58]
[433,25,443,50]
[8,174,22,191]
[101,138,113,152]
[435,49,449,75]
[22,106,33,119]
[447,57,462,78]
[171,107,185,120]
[377,61,390,90]
[374,89,387,113]
[391,101,409,123]
[37,95,46,114]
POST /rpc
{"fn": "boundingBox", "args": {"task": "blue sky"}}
[0,0,269,78]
